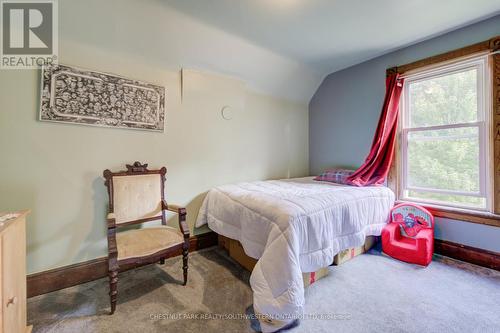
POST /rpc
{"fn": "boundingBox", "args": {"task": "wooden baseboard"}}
[434,239,500,271]
[27,231,218,298]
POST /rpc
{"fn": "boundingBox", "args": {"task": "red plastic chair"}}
[382,203,434,266]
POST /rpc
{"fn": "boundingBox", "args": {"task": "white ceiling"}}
[164,0,500,74]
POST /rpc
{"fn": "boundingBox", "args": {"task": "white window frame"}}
[399,56,491,211]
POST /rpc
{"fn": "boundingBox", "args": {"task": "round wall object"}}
[221,106,234,120]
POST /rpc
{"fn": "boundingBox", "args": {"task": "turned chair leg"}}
[109,269,118,314]
[182,247,188,286]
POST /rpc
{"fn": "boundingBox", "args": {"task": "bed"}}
[195,177,394,332]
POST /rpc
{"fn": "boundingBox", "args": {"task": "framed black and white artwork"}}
[39,64,165,131]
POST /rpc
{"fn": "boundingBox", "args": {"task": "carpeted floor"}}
[28,247,500,333]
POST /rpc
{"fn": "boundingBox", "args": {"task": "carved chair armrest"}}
[178,220,190,239]
[106,227,119,271]
[107,212,116,228]
[162,202,185,213]
[105,211,119,270]
[162,200,190,238]
[107,228,117,253]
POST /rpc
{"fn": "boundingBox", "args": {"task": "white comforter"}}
[195,177,394,332]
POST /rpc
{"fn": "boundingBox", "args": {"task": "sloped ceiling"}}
[165,0,500,74]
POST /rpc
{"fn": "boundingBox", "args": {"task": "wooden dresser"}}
[0,211,31,333]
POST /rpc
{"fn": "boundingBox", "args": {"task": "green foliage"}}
[409,69,477,127]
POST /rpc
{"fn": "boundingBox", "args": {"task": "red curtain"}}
[346,73,404,186]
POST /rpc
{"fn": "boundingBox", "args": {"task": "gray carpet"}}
[28,247,500,333]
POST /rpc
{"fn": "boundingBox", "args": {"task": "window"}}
[400,57,491,211]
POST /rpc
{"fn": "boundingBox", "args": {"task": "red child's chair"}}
[382,203,434,266]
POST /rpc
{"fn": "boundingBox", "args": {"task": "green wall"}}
[0,1,310,274]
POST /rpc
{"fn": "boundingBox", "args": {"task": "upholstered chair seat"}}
[116,226,184,260]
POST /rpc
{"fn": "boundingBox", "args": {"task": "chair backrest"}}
[103,162,166,226]
[391,203,434,238]
[391,203,434,227]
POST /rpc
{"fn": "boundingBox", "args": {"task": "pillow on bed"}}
[314,169,355,184]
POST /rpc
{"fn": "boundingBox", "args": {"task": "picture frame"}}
[39,64,166,132]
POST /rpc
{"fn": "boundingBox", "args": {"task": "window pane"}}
[408,68,477,127]
[407,190,486,209]
[407,127,480,193]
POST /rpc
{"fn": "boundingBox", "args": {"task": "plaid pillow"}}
[314,169,354,184]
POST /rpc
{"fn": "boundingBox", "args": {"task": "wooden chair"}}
[103,162,189,314]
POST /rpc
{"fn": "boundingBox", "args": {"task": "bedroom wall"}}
[0,0,310,274]
[309,15,500,253]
